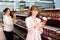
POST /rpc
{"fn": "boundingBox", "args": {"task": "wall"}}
[54,0,60,8]
[14,0,20,10]
[0,2,14,12]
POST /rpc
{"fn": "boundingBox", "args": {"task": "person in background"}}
[25,5,47,40]
[3,8,14,40]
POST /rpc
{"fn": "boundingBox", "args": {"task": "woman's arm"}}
[25,18,40,30]
[25,18,38,30]
[25,18,32,29]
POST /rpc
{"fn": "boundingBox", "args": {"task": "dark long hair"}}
[27,5,41,18]
[2,8,10,23]
[3,8,13,17]
[3,8,10,13]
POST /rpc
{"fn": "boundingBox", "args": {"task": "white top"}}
[3,15,14,32]
[25,16,41,30]
[25,17,42,40]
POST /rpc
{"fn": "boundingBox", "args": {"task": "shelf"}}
[0,2,14,5]
[40,9,60,20]
[42,9,60,11]
[0,1,14,2]
[38,1,53,3]
[16,14,27,17]
[14,20,60,40]
[13,23,27,40]
[14,16,60,40]
[42,35,51,40]
[44,25,60,33]
[43,26,60,40]
[13,29,25,40]
[14,20,60,33]
[14,23,27,30]
[40,16,60,21]
[48,17,60,21]
[15,23,60,33]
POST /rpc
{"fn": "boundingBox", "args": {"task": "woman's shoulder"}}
[25,17,32,21]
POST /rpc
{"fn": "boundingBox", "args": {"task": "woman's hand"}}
[12,18,17,23]
[34,20,47,29]
[41,22,45,25]
[14,20,17,23]
[11,19,14,22]
[34,22,41,29]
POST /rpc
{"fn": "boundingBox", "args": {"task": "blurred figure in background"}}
[3,8,14,40]
[0,23,6,40]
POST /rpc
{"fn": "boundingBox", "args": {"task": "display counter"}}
[9,9,60,40]
[14,19,60,40]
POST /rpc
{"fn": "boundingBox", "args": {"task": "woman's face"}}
[31,8,38,17]
[6,10,10,15]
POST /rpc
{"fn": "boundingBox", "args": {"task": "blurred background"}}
[0,0,60,40]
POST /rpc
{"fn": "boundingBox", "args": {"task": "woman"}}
[3,8,14,40]
[25,5,47,40]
